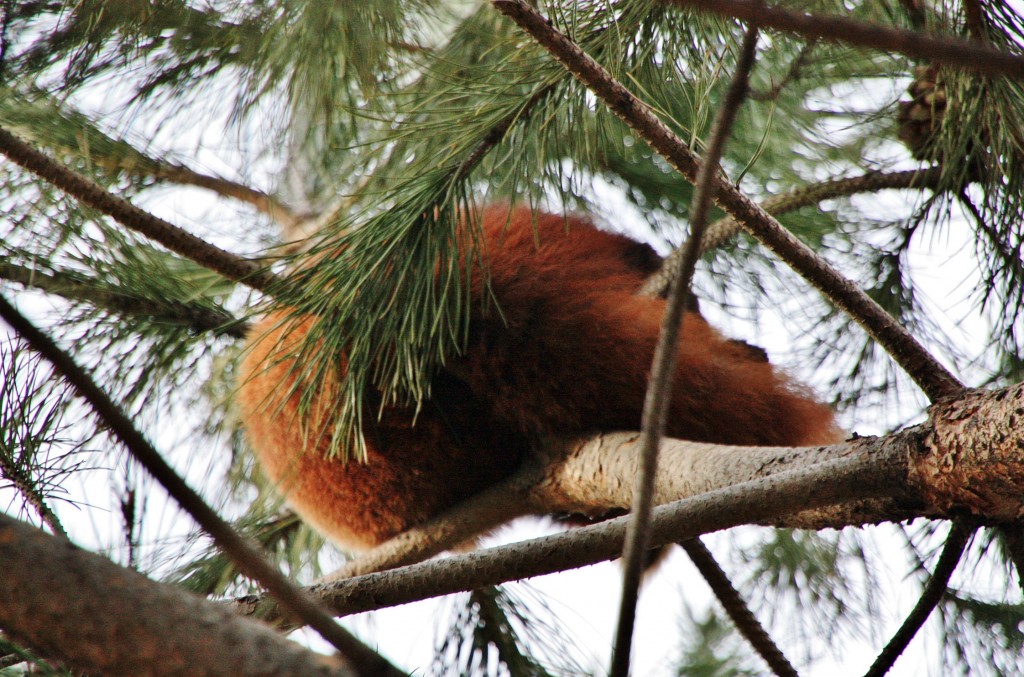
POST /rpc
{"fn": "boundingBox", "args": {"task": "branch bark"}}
[0,126,281,293]
[238,382,1024,625]
[639,167,945,298]
[667,0,1024,79]
[0,260,248,338]
[0,512,356,677]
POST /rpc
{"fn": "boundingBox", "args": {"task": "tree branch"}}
[0,126,281,293]
[863,519,975,677]
[237,381,1024,627]
[0,260,249,338]
[0,512,356,677]
[612,24,759,677]
[680,538,798,677]
[666,0,1024,79]
[152,162,301,228]
[0,294,401,675]
[241,445,904,626]
[491,0,962,402]
[639,167,945,298]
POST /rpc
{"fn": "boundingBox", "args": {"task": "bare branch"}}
[491,0,962,402]
[680,538,798,677]
[667,0,1024,79]
[241,444,904,626]
[153,162,301,228]
[0,294,402,675]
[238,381,1024,627]
[0,512,355,677]
[0,126,281,293]
[0,260,248,338]
[863,520,975,677]
[612,24,759,677]
[639,167,945,298]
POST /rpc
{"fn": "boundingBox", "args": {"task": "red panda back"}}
[236,205,841,550]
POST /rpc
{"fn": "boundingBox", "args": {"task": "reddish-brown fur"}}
[237,206,842,550]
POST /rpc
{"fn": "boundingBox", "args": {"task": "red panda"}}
[237,205,842,550]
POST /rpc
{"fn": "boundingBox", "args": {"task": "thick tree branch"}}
[0,512,355,677]
[0,126,281,293]
[242,446,902,626]
[0,260,248,338]
[640,167,945,298]
[238,382,1024,626]
[612,24,759,677]
[667,0,1024,79]
[492,0,962,402]
[0,294,401,675]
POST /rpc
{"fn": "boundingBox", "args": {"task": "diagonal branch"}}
[0,260,248,338]
[491,0,962,402]
[680,538,798,677]
[863,519,975,677]
[611,24,760,677]
[0,126,281,294]
[0,512,354,676]
[0,294,401,675]
[667,0,1024,79]
[640,167,945,298]
[150,162,300,228]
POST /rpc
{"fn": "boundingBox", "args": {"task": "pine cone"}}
[897,64,947,160]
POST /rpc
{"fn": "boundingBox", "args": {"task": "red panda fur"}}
[237,205,843,550]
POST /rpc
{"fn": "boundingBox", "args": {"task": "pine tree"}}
[1,1,1023,675]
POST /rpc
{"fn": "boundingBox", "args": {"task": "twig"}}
[491,0,962,402]
[0,456,67,541]
[863,520,975,677]
[681,538,798,677]
[961,0,987,41]
[0,294,402,676]
[666,0,1023,79]
[998,523,1024,595]
[0,260,248,338]
[610,24,760,677]
[236,448,901,627]
[0,126,280,294]
[148,163,300,228]
[639,167,945,298]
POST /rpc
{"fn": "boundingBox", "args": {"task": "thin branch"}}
[0,260,249,338]
[863,520,975,677]
[961,0,987,41]
[680,538,798,677]
[611,24,759,677]
[667,0,1024,79]
[0,455,68,541]
[237,446,903,627]
[0,294,402,676]
[491,0,963,402]
[149,162,301,228]
[0,126,281,294]
[748,41,816,101]
[1000,523,1024,595]
[639,167,945,298]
